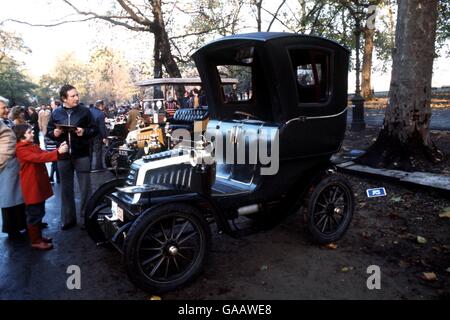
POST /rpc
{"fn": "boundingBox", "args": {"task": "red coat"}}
[15,141,59,205]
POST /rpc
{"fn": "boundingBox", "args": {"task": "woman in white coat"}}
[0,96,26,238]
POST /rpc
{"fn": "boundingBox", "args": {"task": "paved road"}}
[347,108,450,130]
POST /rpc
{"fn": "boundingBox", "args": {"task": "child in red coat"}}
[13,124,68,250]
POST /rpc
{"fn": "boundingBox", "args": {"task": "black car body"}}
[86,32,353,293]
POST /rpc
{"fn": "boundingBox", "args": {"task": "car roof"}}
[194,32,350,55]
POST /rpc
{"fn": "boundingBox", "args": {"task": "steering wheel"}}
[233,111,262,121]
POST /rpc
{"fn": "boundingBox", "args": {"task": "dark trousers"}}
[1,204,26,234]
[25,202,46,225]
[57,157,91,226]
[49,161,60,182]
[90,137,104,170]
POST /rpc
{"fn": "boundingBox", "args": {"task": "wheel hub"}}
[326,204,336,216]
[168,245,178,256]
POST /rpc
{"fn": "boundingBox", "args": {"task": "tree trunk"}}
[151,0,182,99]
[255,0,263,32]
[152,0,181,79]
[153,34,163,99]
[357,0,442,170]
[361,26,374,99]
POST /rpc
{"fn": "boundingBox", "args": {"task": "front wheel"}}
[305,174,354,244]
[123,203,210,293]
[85,178,126,244]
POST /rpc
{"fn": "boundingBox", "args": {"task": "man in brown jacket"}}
[126,104,141,132]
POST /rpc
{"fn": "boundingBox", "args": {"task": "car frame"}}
[85,32,354,293]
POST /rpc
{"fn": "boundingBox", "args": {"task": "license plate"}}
[366,187,387,198]
[111,201,124,222]
[119,150,128,156]
[117,206,124,222]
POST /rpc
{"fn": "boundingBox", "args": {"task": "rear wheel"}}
[305,174,354,244]
[124,203,210,293]
[85,178,126,244]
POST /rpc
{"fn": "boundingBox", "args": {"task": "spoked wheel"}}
[124,203,210,293]
[305,174,354,244]
[85,178,126,244]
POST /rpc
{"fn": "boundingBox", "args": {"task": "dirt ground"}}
[158,175,450,300]
[160,128,450,300]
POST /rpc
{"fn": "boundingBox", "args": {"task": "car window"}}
[217,65,253,103]
[290,49,331,104]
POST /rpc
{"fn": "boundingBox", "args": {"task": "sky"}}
[1,0,449,93]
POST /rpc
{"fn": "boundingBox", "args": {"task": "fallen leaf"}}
[341,266,354,273]
[361,231,371,239]
[389,212,400,220]
[399,260,410,268]
[439,211,450,219]
[417,236,427,244]
[421,272,437,281]
[260,265,268,271]
[325,243,338,250]
[391,196,402,202]
[446,268,450,273]
[149,296,162,300]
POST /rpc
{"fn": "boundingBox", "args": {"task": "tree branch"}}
[61,0,152,32]
[2,17,98,28]
[116,0,152,26]
[260,5,292,31]
[266,0,287,32]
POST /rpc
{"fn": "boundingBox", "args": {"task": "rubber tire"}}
[85,178,126,243]
[305,174,354,244]
[123,203,210,293]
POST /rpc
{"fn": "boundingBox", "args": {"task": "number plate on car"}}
[111,201,124,222]
[117,206,124,222]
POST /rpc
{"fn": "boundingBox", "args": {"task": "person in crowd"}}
[38,105,51,136]
[0,96,27,239]
[165,96,179,120]
[179,90,189,109]
[89,99,108,170]
[192,88,200,109]
[9,106,27,125]
[126,103,141,132]
[27,107,40,144]
[13,124,68,250]
[199,89,207,107]
[46,84,97,230]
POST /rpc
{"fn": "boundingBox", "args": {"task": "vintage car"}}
[85,32,354,293]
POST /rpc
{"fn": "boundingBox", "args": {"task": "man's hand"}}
[75,127,84,136]
[54,128,62,137]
